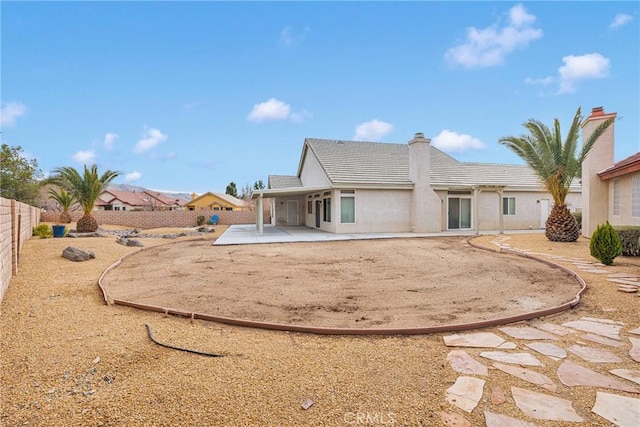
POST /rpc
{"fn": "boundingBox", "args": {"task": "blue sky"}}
[2,1,638,195]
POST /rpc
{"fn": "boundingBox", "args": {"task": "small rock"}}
[116,237,144,247]
[46,388,56,394]
[62,246,95,262]
[92,357,101,364]
[301,399,313,410]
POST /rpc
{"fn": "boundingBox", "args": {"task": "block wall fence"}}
[40,206,271,229]
[0,197,41,303]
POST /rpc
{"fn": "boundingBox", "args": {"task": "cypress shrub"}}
[590,221,622,265]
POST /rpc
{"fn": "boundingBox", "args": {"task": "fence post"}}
[10,200,17,276]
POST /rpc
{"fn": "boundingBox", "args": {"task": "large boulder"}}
[62,246,95,262]
[116,237,144,247]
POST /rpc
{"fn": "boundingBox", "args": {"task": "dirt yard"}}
[100,237,582,329]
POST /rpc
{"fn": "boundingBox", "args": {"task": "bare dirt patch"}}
[101,237,581,329]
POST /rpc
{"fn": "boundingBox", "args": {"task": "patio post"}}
[473,187,480,235]
[256,194,264,234]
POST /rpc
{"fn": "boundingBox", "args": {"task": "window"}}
[341,196,355,223]
[633,176,640,218]
[613,180,621,216]
[122,207,126,211]
[114,206,120,211]
[502,197,516,215]
[307,200,312,214]
[225,207,233,211]
[323,197,331,222]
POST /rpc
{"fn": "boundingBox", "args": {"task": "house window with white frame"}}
[613,180,621,216]
[307,200,312,214]
[340,190,355,223]
[502,197,516,215]
[323,197,331,222]
[633,175,640,217]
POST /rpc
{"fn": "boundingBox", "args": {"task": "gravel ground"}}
[1,228,638,426]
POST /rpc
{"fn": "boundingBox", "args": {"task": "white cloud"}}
[247,98,291,122]
[431,130,486,153]
[279,26,311,47]
[134,128,167,154]
[609,13,633,29]
[353,120,393,141]
[445,3,543,68]
[124,171,142,182]
[1,101,28,127]
[524,76,555,86]
[104,133,118,150]
[72,150,96,164]
[558,53,610,93]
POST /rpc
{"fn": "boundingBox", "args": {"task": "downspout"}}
[498,188,504,235]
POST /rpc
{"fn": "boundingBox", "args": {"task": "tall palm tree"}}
[499,107,614,242]
[48,165,121,232]
[48,187,76,224]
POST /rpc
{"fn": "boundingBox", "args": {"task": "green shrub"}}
[614,226,640,256]
[33,224,53,238]
[196,215,205,226]
[571,211,582,230]
[590,221,622,265]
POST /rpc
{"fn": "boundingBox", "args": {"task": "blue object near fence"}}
[211,215,219,225]
[52,225,66,238]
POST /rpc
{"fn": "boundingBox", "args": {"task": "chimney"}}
[581,106,616,237]
[408,132,441,232]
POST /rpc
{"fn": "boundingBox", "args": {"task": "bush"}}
[590,221,622,265]
[33,224,53,238]
[571,211,582,230]
[614,226,640,256]
[196,215,205,226]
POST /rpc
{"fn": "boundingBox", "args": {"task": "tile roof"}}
[269,175,303,189]
[302,138,573,190]
[598,152,640,180]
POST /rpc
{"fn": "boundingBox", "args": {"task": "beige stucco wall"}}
[607,172,640,228]
[333,189,412,233]
[273,197,306,226]
[299,149,331,187]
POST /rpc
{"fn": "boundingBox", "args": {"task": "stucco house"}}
[185,192,247,211]
[95,190,184,211]
[582,107,640,237]
[251,133,581,234]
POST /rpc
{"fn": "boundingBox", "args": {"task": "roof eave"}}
[598,161,640,181]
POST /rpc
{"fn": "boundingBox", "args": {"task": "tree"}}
[240,183,252,201]
[499,107,614,242]
[0,144,43,205]
[47,164,121,232]
[253,180,265,190]
[48,187,76,223]
[225,181,238,198]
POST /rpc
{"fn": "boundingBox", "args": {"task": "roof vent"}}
[414,132,425,139]
[336,140,345,145]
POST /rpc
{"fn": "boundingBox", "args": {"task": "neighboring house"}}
[582,107,640,237]
[251,133,581,234]
[185,192,247,211]
[95,190,185,211]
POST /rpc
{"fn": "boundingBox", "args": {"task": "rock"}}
[116,237,144,247]
[62,247,95,262]
[66,232,107,238]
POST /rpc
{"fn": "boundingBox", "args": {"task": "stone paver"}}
[511,386,583,422]
[498,327,558,341]
[493,362,557,392]
[556,361,640,393]
[447,350,488,376]
[610,369,640,386]
[484,411,539,427]
[445,376,485,412]
[525,342,567,359]
[439,411,471,427]
[480,351,543,366]
[629,337,640,362]
[629,327,640,336]
[567,344,623,363]
[562,319,622,340]
[581,317,624,325]
[535,323,574,336]
[592,392,640,427]
[490,386,506,404]
[581,333,624,348]
[443,332,505,348]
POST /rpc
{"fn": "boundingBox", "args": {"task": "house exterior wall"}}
[299,149,331,187]
[186,194,242,211]
[273,196,306,226]
[607,171,640,227]
[333,189,412,233]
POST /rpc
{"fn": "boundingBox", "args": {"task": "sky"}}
[2,1,639,196]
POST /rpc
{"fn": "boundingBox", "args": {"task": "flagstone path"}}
[439,236,640,426]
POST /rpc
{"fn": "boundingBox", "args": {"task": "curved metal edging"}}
[97,235,587,335]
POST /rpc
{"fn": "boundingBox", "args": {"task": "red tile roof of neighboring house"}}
[598,152,640,180]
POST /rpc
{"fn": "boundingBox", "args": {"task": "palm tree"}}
[48,187,76,224]
[499,107,614,242]
[48,165,121,232]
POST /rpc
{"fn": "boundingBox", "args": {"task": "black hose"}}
[145,324,224,357]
